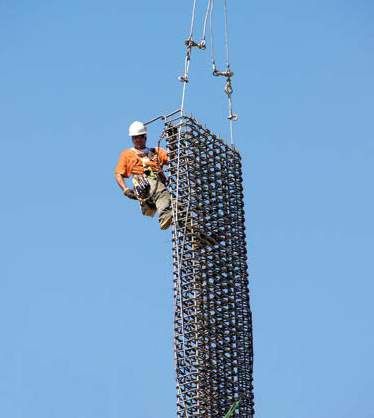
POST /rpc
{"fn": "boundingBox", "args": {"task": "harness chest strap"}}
[131,148,158,198]
[132,147,157,166]
[131,148,168,199]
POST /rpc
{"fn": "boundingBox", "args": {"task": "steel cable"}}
[209,0,216,68]
[201,0,213,43]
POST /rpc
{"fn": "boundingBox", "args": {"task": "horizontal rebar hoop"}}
[164,116,254,418]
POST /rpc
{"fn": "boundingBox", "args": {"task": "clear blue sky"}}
[1,1,373,417]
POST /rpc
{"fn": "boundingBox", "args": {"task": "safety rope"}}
[170,3,241,415]
[148,122,192,417]
[155,130,191,418]
[175,3,203,404]
[176,0,204,358]
[173,125,190,416]
[174,0,240,407]
[142,122,191,418]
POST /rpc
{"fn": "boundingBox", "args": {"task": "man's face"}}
[132,134,147,150]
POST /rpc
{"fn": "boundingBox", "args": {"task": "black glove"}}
[123,188,137,200]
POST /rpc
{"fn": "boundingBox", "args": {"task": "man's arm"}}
[115,173,137,200]
[115,151,138,200]
[115,173,129,192]
[115,151,131,192]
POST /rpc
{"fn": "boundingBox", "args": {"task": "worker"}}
[114,121,173,230]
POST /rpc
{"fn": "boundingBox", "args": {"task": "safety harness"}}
[131,147,166,216]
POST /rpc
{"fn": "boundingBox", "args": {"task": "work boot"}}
[160,213,173,230]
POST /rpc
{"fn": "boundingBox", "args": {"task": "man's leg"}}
[149,178,173,230]
[139,201,157,217]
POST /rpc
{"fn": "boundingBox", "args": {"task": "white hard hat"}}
[129,121,147,137]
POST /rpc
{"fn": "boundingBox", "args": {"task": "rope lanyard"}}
[175,5,205,415]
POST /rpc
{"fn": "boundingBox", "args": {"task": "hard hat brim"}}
[129,131,147,137]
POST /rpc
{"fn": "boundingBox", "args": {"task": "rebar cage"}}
[164,115,255,418]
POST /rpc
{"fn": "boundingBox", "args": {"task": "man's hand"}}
[123,188,137,200]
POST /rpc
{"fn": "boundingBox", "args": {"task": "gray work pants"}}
[138,177,172,226]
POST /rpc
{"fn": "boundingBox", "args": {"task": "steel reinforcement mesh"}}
[164,116,254,418]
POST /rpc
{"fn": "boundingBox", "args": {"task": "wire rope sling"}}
[177,0,239,145]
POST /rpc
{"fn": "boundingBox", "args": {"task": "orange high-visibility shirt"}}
[114,147,168,178]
